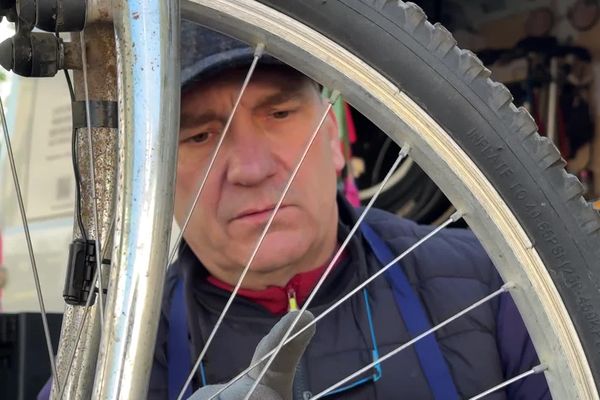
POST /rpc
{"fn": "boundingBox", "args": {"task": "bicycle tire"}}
[260,0,600,375]
[181,1,600,398]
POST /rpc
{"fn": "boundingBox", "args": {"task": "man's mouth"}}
[233,205,290,222]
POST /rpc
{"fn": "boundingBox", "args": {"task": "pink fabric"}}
[344,175,361,207]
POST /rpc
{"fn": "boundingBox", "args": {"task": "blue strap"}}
[360,223,460,400]
[168,278,193,400]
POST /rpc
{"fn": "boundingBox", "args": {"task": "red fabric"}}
[344,103,357,144]
[207,252,346,315]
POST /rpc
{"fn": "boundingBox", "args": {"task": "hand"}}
[189,311,316,400]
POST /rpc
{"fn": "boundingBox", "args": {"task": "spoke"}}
[79,30,106,321]
[243,145,411,400]
[311,284,513,400]
[167,43,265,266]
[468,364,547,400]
[178,89,341,400]
[0,98,60,391]
[209,159,461,400]
[58,217,115,400]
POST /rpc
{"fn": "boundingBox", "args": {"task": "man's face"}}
[176,67,345,288]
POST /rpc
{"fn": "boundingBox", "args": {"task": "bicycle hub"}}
[0,0,86,77]
[16,0,86,32]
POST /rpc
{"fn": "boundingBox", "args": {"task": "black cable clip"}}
[62,239,99,306]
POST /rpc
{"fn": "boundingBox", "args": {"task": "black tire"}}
[256,0,600,386]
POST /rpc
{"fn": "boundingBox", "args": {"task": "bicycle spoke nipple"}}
[328,90,341,104]
[399,144,411,158]
[450,210,464,222]
[533,364,548,374]
[254,43,265,58]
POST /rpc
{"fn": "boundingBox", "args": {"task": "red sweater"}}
[207,253,344,315]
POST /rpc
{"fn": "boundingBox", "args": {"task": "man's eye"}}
[184,132,211,144]
[272,110,290,119]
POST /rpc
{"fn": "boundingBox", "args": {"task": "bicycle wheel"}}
[174,1,600,399]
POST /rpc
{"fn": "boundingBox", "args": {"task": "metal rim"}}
[180,1,598,398]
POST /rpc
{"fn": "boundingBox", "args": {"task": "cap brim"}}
[181,48,283,88]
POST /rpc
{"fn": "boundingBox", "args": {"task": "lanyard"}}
[360,223,459,400]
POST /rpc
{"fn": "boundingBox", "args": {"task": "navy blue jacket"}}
[148,198,550,399]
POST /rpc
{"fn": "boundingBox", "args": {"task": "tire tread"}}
[372,1,600,246]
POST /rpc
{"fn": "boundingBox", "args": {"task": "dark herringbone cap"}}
[181,20,282,87]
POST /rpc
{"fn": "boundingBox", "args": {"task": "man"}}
[151,22,550,400]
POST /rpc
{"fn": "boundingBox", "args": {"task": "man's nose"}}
[225,121,277,186]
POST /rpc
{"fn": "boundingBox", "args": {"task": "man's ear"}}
[325,107,346,173]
